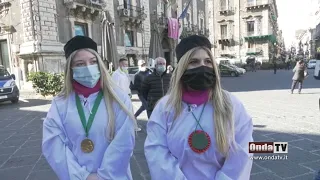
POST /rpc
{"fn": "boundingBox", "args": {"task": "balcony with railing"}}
[244,31,276,43]
[246,47,263,55]
[64,0,103,19]
[218,32,234,44]
[117,4,147,24]
[219,5,234,15]
[180,24,202,38]
[198,28,210,37]
[246,0,270,9]
[0,0,10,7]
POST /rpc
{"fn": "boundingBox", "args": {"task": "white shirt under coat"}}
[144,92,253,180]
[112,68,131,95]
[42,89,135,180]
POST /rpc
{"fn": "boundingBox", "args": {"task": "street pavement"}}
[0,69,319,180]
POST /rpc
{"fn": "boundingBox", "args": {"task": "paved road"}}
[0,69,319,180]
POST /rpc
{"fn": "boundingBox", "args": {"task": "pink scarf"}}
[182,89,209,105]
[72,80,101,98]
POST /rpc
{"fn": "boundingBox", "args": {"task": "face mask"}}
[181,66,216,91]
[156,65,166,73]
[121,66,128,72]
[72,64,101,88]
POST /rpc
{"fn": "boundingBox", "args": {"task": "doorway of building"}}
[164,51,170,65]
[126,54,137,66]
[0,40,10,71]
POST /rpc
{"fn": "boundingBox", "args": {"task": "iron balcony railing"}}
[64,0,103,6]
[118,4,146,20]
[220,5,233,11]
[246,0,270,7]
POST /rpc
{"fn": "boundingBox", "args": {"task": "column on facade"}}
[142,0,151,58]
[20,0,61,52]
[207,0,215,56]
[192,0,197,26]
[20,0,63,74]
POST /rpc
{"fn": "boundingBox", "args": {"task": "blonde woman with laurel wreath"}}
[144,35,254,180]
[42,36,136,180]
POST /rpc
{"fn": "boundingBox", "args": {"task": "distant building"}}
[0,0,151,87]
[212,0,280,63]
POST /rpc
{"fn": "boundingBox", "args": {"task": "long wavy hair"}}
[166,47,235,157]
[58,48,137,141]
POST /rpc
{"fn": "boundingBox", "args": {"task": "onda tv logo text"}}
[249,142,288,153]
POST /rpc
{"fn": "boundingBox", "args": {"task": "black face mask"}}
[181,66,216,90]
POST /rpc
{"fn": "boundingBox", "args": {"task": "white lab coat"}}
[144,93,253,180]
[42,88,135,180]
[111,68,131,95]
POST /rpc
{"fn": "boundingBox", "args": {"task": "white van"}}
[314,59,320,80]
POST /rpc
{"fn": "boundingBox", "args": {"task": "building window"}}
[248,42,255,48]
[220,25,227,38]
[125,30,134,47]
[200,18,204,30]
[74,22,88,36]
[247,21,255,36]
[221,44,225,50]
[220,0,227,10]
[247,0,254,5]
[186,13,191,27]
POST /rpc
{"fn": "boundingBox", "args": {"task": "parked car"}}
[229,64,246,74]
[128,66,153,84]
[0,66,19,104]
[215,57,236,65]
[307,59,317,69]
[219,64,240,77]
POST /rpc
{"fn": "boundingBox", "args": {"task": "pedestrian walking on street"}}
[144,35,253,180]
[42,36,136,180]
[291,60,307,94]
[131,60,152,119]
[111,58,132,98]
[141,57,171,118]
[273,61,277,74]
[286,61,291,70]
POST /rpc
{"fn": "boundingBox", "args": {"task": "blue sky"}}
[276,0,318,46]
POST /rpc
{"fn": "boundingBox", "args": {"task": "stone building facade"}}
[213,0,279,63]
[149,0,211,66]
[0,0,150,86]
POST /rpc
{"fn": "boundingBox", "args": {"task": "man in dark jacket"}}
[141,57,171,118]
[131,60,152,118]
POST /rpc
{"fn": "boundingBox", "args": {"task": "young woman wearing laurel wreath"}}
[42,36,137,180]
[144,35,253,180]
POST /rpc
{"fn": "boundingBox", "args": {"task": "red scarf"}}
[182,88,209,105]
[72,79,101,98]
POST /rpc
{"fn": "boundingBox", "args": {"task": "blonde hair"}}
[166,47,235,157]
[58,48,137,141]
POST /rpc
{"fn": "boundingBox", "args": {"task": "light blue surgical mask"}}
[72,64,100,88]
[156,65,166,73]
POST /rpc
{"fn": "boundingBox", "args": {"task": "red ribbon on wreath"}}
[188,130,211,154]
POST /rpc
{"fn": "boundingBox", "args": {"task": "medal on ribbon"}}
[75,91,103,153]
[187,103,211,154]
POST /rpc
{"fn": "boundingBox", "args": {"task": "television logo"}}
[249,142,288,153]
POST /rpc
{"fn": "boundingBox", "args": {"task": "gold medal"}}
[76,92,103,154]
[81,138,94,153]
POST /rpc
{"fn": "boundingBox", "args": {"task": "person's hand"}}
[86,173,99,180]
